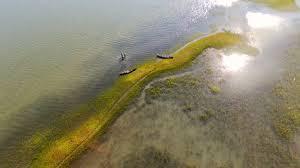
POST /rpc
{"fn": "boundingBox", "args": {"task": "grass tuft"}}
[198,108,214,122]
[209,85,221,94]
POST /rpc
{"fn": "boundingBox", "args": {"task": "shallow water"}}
[0,0,247,160]
[72,1,300,167]
[0,0,300,167]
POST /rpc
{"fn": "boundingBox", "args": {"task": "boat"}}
[156,54,174,59]
[119,68,137,76]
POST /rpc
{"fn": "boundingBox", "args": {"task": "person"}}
[121,52,126,61]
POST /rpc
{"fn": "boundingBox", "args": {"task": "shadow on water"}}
[0,62,121,165]
[0,15,211,166]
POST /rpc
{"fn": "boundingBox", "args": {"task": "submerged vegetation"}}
[271,45,300,141]
[272,76,300,140]
[145,74,217,124]
[198,108,214,122]
[123,146,187,168]
[145,75,200,103]
[274,110,300,139]
[145,86,162,101]
[209,85,221,94]
[14,32,245,167]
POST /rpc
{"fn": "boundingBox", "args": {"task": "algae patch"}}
[271,49,300,140]
[209,85,221,94]
[274,110,300,139]
[272,82,300,140]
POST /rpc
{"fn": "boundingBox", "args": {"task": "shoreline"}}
[254,0,299,10]
[25,32,245,167]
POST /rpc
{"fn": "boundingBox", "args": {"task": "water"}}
[0,0,246,162]
[0,0,299,167]
[71,1,300,168]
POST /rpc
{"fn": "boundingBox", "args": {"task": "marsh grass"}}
[198,108,215,122]
[273,86,300,140]
[274,110,300,139]
[146,86,162,99]
[18,32,245,168]
[272,65,300,140]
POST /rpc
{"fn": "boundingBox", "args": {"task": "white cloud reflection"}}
[246,12,284,29]
[222,53,252,72]
[174,0,240,21]
[213,0,239,7]
[296,0,300,7]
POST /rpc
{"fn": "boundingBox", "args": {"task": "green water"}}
[0,0,222,151]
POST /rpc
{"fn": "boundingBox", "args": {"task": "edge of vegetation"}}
[254,0,299,10]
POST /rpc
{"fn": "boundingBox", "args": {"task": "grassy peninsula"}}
[22,32,246,168]
[254,0,298,10]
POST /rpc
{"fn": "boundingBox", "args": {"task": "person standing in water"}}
[120,52,126,61]
[120,51,127,72]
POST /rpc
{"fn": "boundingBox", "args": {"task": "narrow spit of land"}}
[17,32,247,168]
[254,0,299,10]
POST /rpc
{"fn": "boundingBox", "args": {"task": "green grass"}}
[253,0,298,10]
[19,32,245,168]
